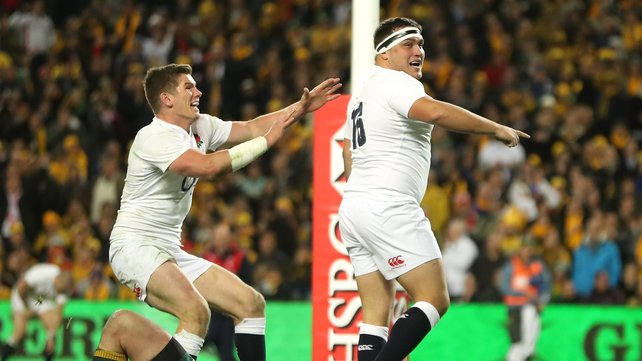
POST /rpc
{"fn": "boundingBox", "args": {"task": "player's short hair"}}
[374,17,423,50]
[143,63,193,114]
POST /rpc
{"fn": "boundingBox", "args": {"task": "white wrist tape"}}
[228,136,268,171]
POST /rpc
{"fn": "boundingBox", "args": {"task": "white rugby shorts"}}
[109,240,213,301]
[338,197,442,280]
[11,288,58,314]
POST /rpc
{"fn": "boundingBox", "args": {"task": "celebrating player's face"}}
[173,74,202,121]
[387,37,425,79]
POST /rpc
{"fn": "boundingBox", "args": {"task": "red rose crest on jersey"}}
[194,133,203,148]
[388,255,405,268]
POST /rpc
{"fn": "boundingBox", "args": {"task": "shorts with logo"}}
[338,196,441,280]
[11,288,58,314]
[109,239,213,301]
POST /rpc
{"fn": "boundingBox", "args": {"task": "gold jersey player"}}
[109,63,341,360]
[338,17,529,361]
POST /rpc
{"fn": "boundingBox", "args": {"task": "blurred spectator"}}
[235,162,268,206]
[620,262,640,305]
[89,155,123,224]
[253,230,290,300]
[141,12,175,67]
[81,264,112,301]
[192,211,216,253]
[110,0,142,56]
[253,262,291,301]
[442,218,478,302]
[33,210,70,266]
[500,237,551,361]
[469,231,505,303]
[587,271,626,305]
[0,245,32,293]
[2,222,27,258]
[421,172,451,241]
[0,164,39,243]
[264,196,298,258]
[555,278,580,304]
[93,208,116,263]
[7,0,55,88]
[540,228,571,301]
[572,214,622,299]
[497,206,529,256]
[254,230,288,274]
[289,244,312,300]
[201,223,252,361]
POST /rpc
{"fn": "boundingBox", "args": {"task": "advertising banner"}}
[0,301,640,360]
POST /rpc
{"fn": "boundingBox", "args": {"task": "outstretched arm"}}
[170,107,297,178]
[408,97,530,147]
[226,78,342,145]
[170,78,342,179]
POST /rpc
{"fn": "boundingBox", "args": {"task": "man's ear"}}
[160,92,173,108]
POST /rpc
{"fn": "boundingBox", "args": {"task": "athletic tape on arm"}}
[228,136,268,171]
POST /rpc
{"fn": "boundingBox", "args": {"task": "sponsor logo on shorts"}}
[133,285,142,299]
[358,345,374,351]
[388,255,405,268]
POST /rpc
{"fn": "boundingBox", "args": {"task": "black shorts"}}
[152,337,192,361]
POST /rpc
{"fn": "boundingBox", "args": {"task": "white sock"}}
[359,323,389,340]
[235,317,266,335]
[412,301,441,329]
[174,330,204,357]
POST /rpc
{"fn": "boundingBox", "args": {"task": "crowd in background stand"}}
[0,0,642,307]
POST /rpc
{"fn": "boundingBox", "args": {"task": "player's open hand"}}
[495,125,530,147]
[295,78,342,117]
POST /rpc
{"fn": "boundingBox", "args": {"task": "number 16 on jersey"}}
[351,102,366,149]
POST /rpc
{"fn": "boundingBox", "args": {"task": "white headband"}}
[375,27,423,54]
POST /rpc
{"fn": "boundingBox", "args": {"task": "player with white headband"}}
[339,17,530,360]
[375,26,423,54]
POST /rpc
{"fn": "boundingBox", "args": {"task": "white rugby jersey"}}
[111,114,232,246]
[23,263,63,303]
[344,66,433,204]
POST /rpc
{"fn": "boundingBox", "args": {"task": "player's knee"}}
[436,293,450,316]
[239,288,265,318]
[103,309,134,337]
[416,293,449,317]
[254,289,266,313]
[187,295,211,327]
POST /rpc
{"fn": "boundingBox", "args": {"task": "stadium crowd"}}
[0,0,641,307]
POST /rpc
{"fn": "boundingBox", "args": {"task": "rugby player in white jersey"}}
[1,263,73,361]
[109,63,341,360]
[338,17,529,361]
